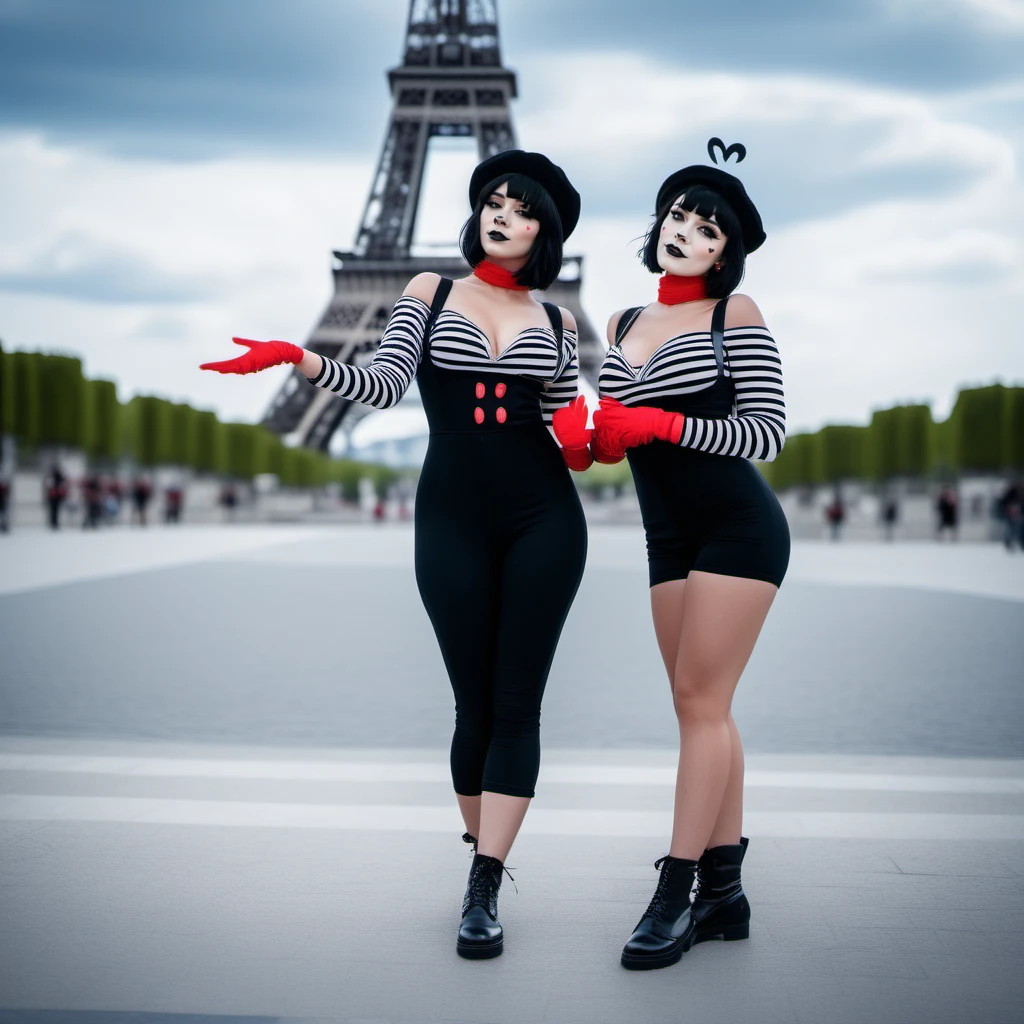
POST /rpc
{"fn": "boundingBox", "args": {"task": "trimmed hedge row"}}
[0,344,397,495]
[763,385,1023,490]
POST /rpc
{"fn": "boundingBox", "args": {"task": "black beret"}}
[469,150,581,241]
[656,165,766,253]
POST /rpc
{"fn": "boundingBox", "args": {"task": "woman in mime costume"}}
[202,151,589,959]
[553,140,789,970]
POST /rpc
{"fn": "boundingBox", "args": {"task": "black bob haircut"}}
[460,172,564,291]
[640,184,746,299]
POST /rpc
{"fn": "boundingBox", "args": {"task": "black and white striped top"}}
[308,296,579,424]
[599,325,786,461]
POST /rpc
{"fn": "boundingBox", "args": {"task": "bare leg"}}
[707,715,744,848]
[664,571,777,860]
[457,794,481,840]
[651,580,744,850]
[477,792,530,863]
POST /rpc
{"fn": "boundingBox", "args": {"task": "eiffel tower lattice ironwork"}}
[262,0,601,451]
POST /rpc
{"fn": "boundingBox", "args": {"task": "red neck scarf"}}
[657,274,708,305]
[473,260,529,290]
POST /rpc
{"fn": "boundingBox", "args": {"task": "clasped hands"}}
[552,395,685,471]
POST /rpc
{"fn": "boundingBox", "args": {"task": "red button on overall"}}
[475,382,485,399]
[496,407,507,424]
[495,382,507,398]
[474,407,485,424]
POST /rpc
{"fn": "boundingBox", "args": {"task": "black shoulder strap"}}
[615,306,645,346]
[541,301,564,347]
[710,296,729,377]
[424,277,453,336]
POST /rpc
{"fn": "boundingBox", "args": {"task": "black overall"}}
[414,279,587,799]
[617,298,790,588]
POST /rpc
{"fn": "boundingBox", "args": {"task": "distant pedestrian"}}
[999,482,1022,552]
[164,484,183,524]
[105,478,123,523]
[881,496,899,541]
[825,495,845,541]
[219,483,238,522]
[131,475,153,526]
[44,465,68,530]
[81,473,104,529]
[372,498,385,523]
[936,487,958,541]
[0,474,10,533]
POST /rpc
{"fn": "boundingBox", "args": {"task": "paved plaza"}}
[1,525,1022,1024]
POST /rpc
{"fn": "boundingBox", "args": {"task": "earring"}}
[714,262,724,272]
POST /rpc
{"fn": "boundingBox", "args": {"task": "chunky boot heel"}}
[692,836,751,945]
[620,855,698,971]
[462,832,478,853]
[457,853,506,959]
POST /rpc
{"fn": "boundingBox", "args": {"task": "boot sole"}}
[620,935,692,971]
[457,936,504,959]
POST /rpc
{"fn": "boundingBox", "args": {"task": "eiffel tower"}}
[261,0,601,451]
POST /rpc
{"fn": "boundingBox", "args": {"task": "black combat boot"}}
[457,853,505,959]
[620,855,699,970]
[691,836,750,944]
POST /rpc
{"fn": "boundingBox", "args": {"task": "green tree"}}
[168,403,200,468]
[0,341,15,438]
[818,425,868,484]
[949,385,1006,473]
[82,379,121,462]
[10,352,41,447]
[193,410,228,474]
[868,404,932,480]
[770,432,822,491]
[38,354,87,448]
[129,396,175,467]
[1003,386,1024,473]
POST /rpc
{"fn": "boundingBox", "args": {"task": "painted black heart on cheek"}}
[707,138,746,165]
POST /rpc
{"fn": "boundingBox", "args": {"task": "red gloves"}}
[200,337,304,375]
[593,397,684,449]
[552,395,594,472]
[590,423,627,465]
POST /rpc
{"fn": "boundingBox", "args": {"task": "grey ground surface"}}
[1,525,1022,1024]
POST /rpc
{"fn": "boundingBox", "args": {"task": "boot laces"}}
[646,857,674,918]
[465,861,518,912]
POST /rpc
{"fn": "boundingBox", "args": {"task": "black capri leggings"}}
[415,428,587,799]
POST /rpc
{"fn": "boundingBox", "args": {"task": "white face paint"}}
[478,181,540,263]
[656,192,728,277]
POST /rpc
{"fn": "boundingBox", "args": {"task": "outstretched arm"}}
[202,273,439,412]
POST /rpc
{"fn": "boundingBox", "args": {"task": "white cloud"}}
[0,132,374,422]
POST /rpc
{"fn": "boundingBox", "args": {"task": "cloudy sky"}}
[1,0,1021,449]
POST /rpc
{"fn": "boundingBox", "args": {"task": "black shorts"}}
[627,442,790,588]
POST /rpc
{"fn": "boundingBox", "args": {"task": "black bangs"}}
[639,184,747,298]
[460,173,565,290]
[671,184,743,240]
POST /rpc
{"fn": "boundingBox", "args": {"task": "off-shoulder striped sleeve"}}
[306,296,429,410]
[679,326,786,461]
[539,329,579,425]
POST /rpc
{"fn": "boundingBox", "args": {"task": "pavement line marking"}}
[1,754,1021,793]
[1,794,1022,840]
